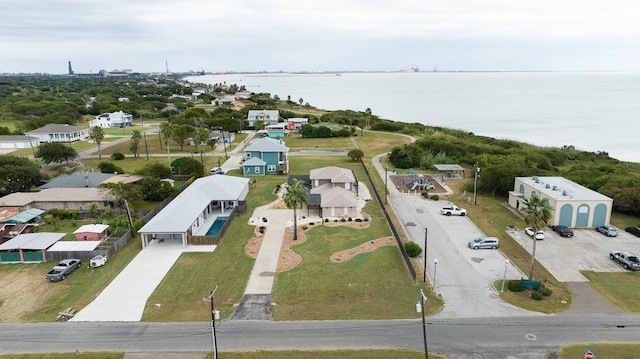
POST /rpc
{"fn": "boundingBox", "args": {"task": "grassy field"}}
[581,271,640,312]
[559,344,640,358]
[205,350,445,359]
[0,354,124,359]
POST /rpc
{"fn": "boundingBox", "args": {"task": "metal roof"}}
[39,173,115,189]
[73,224,109,234]
[0,232,64,251]
[434,164,466,171]
[245,137,289,153]
[138,175,249,234]
[517,176,612,201]
[4,208,45,224]
[0,188,110,207]
[47,241,101,251]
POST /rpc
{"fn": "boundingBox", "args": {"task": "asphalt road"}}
[1,316,639,358]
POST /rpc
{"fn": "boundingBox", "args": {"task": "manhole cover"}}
[406,222,417,227]
[471,257,484,263]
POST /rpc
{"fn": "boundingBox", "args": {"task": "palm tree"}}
[283,179,308,241]
[522,194,553,280]
[160,122,174,165]
[89,126,105,159]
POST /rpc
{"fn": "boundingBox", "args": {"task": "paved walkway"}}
[71,241,216,322]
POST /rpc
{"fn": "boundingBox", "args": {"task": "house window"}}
[246,153,252,158]
[254,167,260,174]
[267,165,276,172]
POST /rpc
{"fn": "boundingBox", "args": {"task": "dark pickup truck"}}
[46,259,81,281]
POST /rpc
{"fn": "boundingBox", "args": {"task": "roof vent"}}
[545,184,550,189]
[552,186,557,191]
[562,190,568,196]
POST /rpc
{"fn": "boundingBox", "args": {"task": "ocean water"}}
[188,72,640,163]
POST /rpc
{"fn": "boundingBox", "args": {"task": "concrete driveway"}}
[508,227,640,282]
[389,194,541,318]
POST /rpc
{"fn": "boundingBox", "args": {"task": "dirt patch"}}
[330,237,396,263]
[0,265,56,322]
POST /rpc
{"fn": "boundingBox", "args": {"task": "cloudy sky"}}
[2,0,640,74]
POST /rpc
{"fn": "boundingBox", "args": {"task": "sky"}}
[2,0,640,74]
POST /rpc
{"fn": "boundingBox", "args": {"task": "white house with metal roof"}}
[26,124,88,143]
[90,111,134,128]
[508,176,613,228]
[138,175,249,248]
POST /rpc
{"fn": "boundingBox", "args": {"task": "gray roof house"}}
[0,135,39,150]
[247,110,279,127]
[26,124,88,143]
[0,232,65,263]
[138,175,249,248]
[242,137,289,176]
[0,188,112,211]
[39,173,115,189]
[308,166,361,218]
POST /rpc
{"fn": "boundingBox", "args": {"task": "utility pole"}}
[205,285,219,359]
[423,227,428,283]
[418,289,429,359]
[473,163,480,205]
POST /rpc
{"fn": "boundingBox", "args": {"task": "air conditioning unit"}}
[562,190,568,196]
[552,186,558,191]
[545,184,550,189]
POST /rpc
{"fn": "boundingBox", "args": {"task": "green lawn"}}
[581,271,640,312]
[0,354,124,359]
[205,350,445,359]
[559,344,640,359]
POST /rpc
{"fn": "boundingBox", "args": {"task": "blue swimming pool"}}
[206,217,229,236]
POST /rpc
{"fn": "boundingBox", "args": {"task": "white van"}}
[467,237,499,250]
[210,167,223,175]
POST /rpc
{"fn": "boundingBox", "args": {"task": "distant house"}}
[138,175,249,248]
[0,188,112,211]
[212,96,235,108]
[39,173,115,189]
[0,135,39,150]
[242,137,289,176]
[265,123,287,138]
[247,110,279,128]
[3,208,45,224]
[209,129,235,144]
[308,166,361,218]
[508,176,613,228]
[90,111,134,128]
[286,118,309,130]
[73,224,109,241]
[27,124,88,143]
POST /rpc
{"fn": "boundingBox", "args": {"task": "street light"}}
[416,289,429,359]
[433,259,439,292]
[501,259,510,293]
[204,285,220,359]
[473,163,480,205]
[384,165,389,205]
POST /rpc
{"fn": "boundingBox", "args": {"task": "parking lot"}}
[509,227,640,282]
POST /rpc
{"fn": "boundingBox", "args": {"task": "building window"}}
[254,167,260,174]
[267,165,276,172]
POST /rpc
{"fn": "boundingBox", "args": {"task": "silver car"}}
[596,225,618,237]
[468,237,499,250]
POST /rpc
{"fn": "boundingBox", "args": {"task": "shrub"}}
[111,152,125,160]
[531,291,544,300]
[355,218,363,222]
[404,242,423,257]
[507,280,524,292]
[348,217,353,221]
[324,218,329,223]
[430,195,440,201]
[364,218,369,222]
[340,218,346,222]
[98,161,124,174]
[540,287,553,297]
[262,217,268,223]
[258,226,265,234]
[421,192,429,198]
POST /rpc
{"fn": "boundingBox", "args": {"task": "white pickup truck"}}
[441,205,467,216]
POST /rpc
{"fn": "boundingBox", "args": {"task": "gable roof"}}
[243,157,266,166]
[0,232,64,251]
[247,110,279,119]
[0,135,38,143]
[138,175,249,234]
[320,186,357,208]
[245,137,289,153]
[73,224,109,234]
[47,240,101,252]
[309,166,355,183]
[39,173,115,189]
[27,124,85,134]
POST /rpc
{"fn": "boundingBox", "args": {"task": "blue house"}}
[242,137,289,176]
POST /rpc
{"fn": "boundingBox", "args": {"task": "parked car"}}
[524,227,545,240]
[46,259,81,282]
[610,250,640,271]
[209,167,224,175]
[596,225,618,237]
[625,227,640,237]
[468,237,499,250]
[551,225,574,237]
